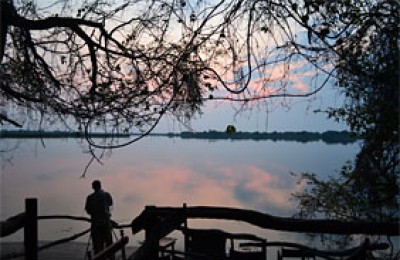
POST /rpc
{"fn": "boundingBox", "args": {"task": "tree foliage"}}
[292,0,399,229]
[2,0,395,147]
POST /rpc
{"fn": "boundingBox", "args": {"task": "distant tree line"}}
[1,129,358,144]
[179,130,359,144]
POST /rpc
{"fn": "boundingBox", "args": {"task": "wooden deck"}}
[0,241,137,260]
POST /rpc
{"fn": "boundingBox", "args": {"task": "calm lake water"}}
[0,137,367,252]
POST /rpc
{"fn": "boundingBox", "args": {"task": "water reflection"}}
[1,137,360,249]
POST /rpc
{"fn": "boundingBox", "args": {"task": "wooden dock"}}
[0,241,137,260]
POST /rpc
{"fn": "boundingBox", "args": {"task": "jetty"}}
[1,199,398,259]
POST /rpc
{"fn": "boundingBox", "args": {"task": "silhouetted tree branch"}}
[1,0,398,149]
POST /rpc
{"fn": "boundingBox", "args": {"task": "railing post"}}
[144,205,158,260]
[183,203,188,253]
[24,198,38,260]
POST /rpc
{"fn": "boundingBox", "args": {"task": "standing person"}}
[85,180,114,256]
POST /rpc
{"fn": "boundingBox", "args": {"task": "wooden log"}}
[131,206,399,236]
[38,215,125,229]
[92,236,129,260]
[38,215,91,223]
[38,228,91,251]
[1,213,25,237]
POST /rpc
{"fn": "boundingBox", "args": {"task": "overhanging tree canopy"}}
[1,0,398,148]
[290,0,399,228]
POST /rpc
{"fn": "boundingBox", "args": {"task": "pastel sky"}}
[157,83,347,133]
[157,29,347,133]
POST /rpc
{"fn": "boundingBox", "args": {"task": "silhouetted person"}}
[85,180,113,256]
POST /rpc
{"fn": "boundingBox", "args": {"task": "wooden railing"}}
[2,201,399,259]
[129,204,400,260]
[131,205,399,236]
[0,198,131,260]
[88,236,129,260]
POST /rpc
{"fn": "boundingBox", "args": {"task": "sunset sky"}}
[157,79,347,133]
[156,27,347,134]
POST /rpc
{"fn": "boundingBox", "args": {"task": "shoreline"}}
[0,129,358,144]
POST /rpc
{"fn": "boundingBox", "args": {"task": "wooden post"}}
[144,205,158,260]
[182,203,188,254]
[24,198,38,260]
